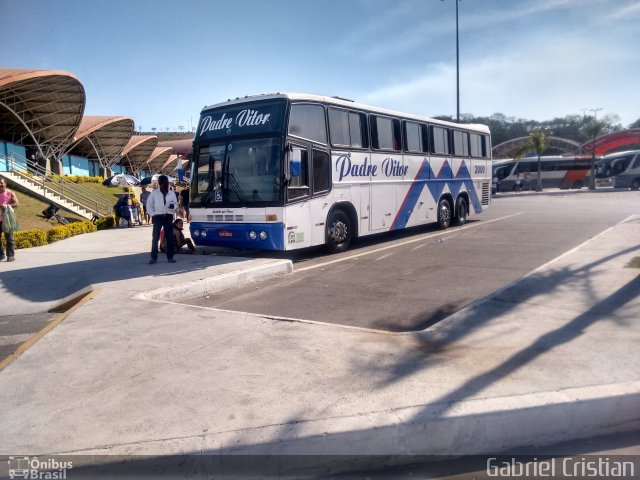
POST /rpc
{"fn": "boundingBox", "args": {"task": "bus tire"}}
[437,198,452,229]
[326,209,352,253]
[454,197,467,226]
[631,179,640,191]
[572,180,583,189]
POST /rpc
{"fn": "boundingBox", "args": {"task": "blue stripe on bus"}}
[189,222,285,250]
[455,161,483,213]
[391,159,483,230]
[390,158,430,230]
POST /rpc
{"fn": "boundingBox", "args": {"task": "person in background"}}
[140,186,151,225]
[0,178,20,262]
[113,192,134,227]
[146,175,178,264]
[180,183,190,221]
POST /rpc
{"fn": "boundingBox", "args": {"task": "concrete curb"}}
[131,259,293,302]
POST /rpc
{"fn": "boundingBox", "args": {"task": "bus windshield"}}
[192,138,282,207]
[192,99,287,207]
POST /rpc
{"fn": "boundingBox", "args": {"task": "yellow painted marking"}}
[0,290,97,371]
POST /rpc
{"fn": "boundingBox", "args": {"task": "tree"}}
[629,118,640,129]
[514,129,549,192]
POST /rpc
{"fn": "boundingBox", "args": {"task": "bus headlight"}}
[201,230,207,238]
[249,231,257,240]
[259,231,268,240]
[193,229,200,237]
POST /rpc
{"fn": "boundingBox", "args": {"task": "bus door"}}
[285,145,311,248]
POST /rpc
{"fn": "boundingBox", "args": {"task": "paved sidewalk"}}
[0,218,639,470]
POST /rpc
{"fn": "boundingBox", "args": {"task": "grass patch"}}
[626,257,640,269]
[13,194,85,232]
[78,183,129,205]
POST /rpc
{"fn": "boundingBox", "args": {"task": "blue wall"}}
[0,141,27,171]
[1,140,129,178]
[62,155,92,176]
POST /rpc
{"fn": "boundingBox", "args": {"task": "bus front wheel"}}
[326,209,352,253]
[454,197,467,226]
[437,198,452,229]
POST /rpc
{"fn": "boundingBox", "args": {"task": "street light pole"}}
[455,0,460,123]
[588,107,602,190]
[441,0,460,122]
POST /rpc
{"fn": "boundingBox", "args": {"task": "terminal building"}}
[0,68,191,219]
[0,68,188,178]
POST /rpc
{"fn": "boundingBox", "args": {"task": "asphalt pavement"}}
[0,190,639,477]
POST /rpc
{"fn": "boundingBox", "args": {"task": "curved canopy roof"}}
[69,115,134,168]
[158,138,193,158]
[145,146,174,173]
[0,69,85,160]
[159,154,179,174]
[492,136,581,159]
[120,135,158,174]
[581,129,640,156]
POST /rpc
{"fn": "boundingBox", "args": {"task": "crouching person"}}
[161,218,195,254]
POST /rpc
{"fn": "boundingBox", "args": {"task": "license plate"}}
[218,230,233,238]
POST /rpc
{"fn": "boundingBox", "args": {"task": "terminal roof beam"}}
[120,135,158,175]
[0,69,85,161]
[67,116,134,169]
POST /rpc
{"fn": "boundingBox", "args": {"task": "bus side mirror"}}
[285,145,302,181]
[290,148,302,177]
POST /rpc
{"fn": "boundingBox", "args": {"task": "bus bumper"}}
[189,222,285,251]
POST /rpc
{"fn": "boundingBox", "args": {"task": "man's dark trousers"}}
[151,214,175,261]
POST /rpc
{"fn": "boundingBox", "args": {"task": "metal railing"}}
[0,153,114,218]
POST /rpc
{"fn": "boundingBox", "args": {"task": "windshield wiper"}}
[224,172,248,203]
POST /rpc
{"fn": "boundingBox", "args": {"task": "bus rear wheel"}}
[572,180,584,189]
[437,198,452,229]
[326,209,352,253]
[454,197,467,226]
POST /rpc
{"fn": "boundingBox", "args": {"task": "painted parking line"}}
[296,212,523,273]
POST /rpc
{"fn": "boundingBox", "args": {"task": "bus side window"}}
[312,149,330,194]
[431,126,450,155]
[371,115,401,151]
[288,104,327,144]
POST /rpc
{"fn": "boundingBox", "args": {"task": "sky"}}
[1,0,638,132]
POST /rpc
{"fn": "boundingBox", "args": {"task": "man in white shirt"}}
[146,175,179,264]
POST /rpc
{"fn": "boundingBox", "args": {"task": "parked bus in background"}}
[492,156,594,192]
[595,150,640,190]
[189,93,492,253]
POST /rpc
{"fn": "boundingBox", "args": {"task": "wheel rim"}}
[439,203,451,225]
[329,219,348,243]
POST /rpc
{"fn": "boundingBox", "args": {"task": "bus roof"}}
[200,92,490,134]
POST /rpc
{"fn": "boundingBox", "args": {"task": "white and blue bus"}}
[189,93,492,253]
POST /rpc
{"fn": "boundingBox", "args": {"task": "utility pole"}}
[588,108,603,190]
[442,0,460,122]
[455,0,460,123]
